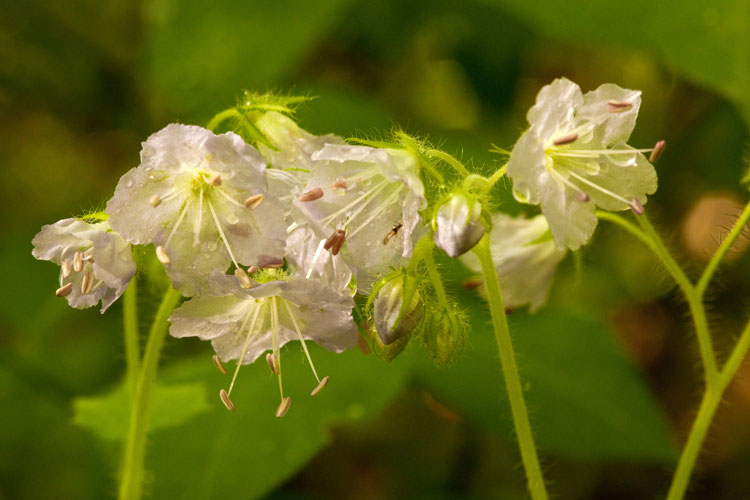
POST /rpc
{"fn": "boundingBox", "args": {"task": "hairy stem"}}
[123,278,140,397]
[205,108,240,132]
[473,235,548,500]
[119,287,182,500]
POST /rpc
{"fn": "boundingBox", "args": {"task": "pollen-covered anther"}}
[81,270,94,294]
[219,389,235,412]
[331,181,347,190]
[73,250,84,272]
[607,100,633,113]
[257,255,284,268]
[323,229,346,256]
[275,396,292,418]
[629,198,645,215]
[552,132,579,146]
[149,194,162,208]
[234,268,254,289]
[61,259,72,278]
[212,354,227,375]
[649,140,666,163]
[56,283,73,297]
[208,174,222,186]
[244,193,264,210]
[311,375,330,396]
[156,245,171,265]
[299,187,324,202]
[577,191,590,202]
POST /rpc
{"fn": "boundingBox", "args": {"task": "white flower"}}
[461,213,566,312]
[284,225,353,294]
[169,272,357,415]
[507,78,658,250]
[433,192,485,257]
[32,218,135,312]
[292,144,427,291]
[106,124,286,296]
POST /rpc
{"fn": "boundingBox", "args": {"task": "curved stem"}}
[123,278,140,397]
[118,287,182,500]
[636,214,694,297]
[487,163,508,188]
[473,235,548,500]
[205,108,240,132]
[427,149,471,178]
[420,240,450,310]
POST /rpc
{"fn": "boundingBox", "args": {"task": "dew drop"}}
[125,179,134,187]
[226,213,239,225]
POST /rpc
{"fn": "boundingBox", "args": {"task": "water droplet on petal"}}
[226,213,239,225]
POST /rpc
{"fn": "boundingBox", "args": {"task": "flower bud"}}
[373,274,423,346]
[433,192,485,258]
[422,305,466,366]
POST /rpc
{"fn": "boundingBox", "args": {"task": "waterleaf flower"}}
[507,77,658,250]
[461,213,566,312]
[292,144,427,290]
[32,218,135,312]
[433,191,485,257]
[106,124,286,296]
[284,225,353,294]
[169,272,357,416]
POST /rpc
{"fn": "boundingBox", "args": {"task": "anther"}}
[56,283,73,297]
[156,245,171,265]
[219,389,235,412]
[649,140,666,163]
[73,251,84,272]
[311,375,330,396]
[505,307,513,315]
[331,181,347,190]
[552,132,579,146]
[212,354,227,375]
[61,259,72,278]
[577,191,590,202]
[607,100,633,113]
[209,174,222,186]
[248,265,259,273]
[150,194,162,207]
[275,396,291,418]
[234,268,254,289]
[244,193,264,210]
[266,353,278,374]
[629,197,644,215]
[299,187,324,202]
[356,334,371,355]
[323,229,346,255]
[257,255,284,268]
[82,270,95,294]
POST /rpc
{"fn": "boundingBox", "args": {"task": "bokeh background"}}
[2,1,750,499]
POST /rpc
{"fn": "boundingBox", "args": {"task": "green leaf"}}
[481,0,750,125]
[72,381,210,441]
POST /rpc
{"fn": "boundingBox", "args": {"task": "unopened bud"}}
[373,275,423,345]
[433,193,485,258]
[423,307,466,366]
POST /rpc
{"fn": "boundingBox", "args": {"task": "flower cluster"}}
[33,79,662,415]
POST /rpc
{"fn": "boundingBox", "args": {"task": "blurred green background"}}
[2,1,750,499]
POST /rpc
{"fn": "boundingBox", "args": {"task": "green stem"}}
[427,149,471,178]
[473,235,548,500]
[123,278,140,397]
[205,108,240,132]
[420,240,450,310]
[119,287,182,500]
[487,163,508,187]
[696,200,750,297]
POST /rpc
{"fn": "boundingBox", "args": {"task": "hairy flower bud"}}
[372,273,423,346]
[433,192,485,257]
[422,304,466,366]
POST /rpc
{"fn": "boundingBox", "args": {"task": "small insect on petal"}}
[266,353,278,375]
[61,259,72,278]
[56,283,73,297]
[244,193,264,210]
[607,100,633,113]
[257,255,284,268]
[73,250,84,272]
[577,191,590,202]
[81,270,94,294]
[629,197,644,215]
[234,268,254,289]
[649,140,666,163]
[275,396,292,418]
[323,229,346,255]
[219,389,235,412]
[208,174,222,186]
[552,132,579,146]
[331,181,347,190]
[212,354,227,375]
[311,376,330,396]
[149,194,162,207]
[156,245,171,265]
[299,187,324,202]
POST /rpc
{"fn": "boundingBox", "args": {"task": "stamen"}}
[244,193,264,210]
[283,300,322,383]
[346,185,404,239]
[323,229,346,255]
[56,283,73,297]
[311,376,330,396]
[219,389,235,412]
[73,251,84,272]
[299,187,324,202]
[234,268,254,289]
[81,270,94,295]
[257,255,284,268]
[61,259,72,279]
[275,396,291,418]
[357,335,371,355]
[607,100,633,113]
[156,245,171,265]
[305,239,327,279]
[271,297,286,404]
[552,132,579,146]
[194,188,203,246]
[649,140,666,163]
[164,199,192,249]
[208,174,222,186]
[207,199,240,270]
[577,191,590,202]
[321,179,389,225]
[331,181,347,190]
[567,170,633,206]
[266,352,279,374]
[150,194,162,207]
[629,198,644,215]
[227,301,265,396]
